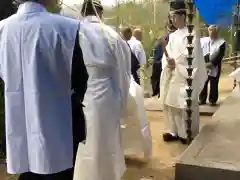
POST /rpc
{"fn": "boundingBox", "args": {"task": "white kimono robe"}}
[0,2,80,174]
[121,76,152,160]
[159,27,207,138]
[73,16,131,180]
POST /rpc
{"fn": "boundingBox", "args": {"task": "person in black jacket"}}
[151,39,163,97]
[151,18,176,97]
[121,27,141,84]
[199,25,226,106]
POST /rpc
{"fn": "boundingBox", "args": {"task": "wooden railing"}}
[223,55,240,65]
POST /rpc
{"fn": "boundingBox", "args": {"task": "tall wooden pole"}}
[153,0,156,25]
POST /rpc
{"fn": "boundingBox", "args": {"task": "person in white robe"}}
[199,25,226,106]
[159,1,207,144]
[0,1,88,180]
[73,1,131,180]
[120,27,152,160]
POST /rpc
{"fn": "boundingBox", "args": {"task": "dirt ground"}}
[3,75,234,180]
[123,75,233,180]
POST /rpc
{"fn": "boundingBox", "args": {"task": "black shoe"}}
[199,101,206,105]
[163,133,179,142]
[209,102,217,106]
[179,137,188,145]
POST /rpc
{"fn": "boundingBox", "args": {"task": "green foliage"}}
[46,0,62,14]
[47,5,62,14]
[104,1,169,59]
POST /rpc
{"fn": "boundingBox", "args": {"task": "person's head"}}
[121,27,132,41]
[208,25,219,40]
[169,1,186,29]
[81,0,104,19]
[133,28,143,41]
[18,0,59,9]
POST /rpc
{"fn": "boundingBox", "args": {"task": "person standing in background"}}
[199,25,226,106]
[0,0,88,179]
[121,27,141,85]
[128,28,147,85]
[121,27,132,41]
[151,18,177,97]
[151,39,163,97]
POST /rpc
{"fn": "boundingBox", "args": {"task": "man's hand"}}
[206,62,213,69]
[167,58,175,70]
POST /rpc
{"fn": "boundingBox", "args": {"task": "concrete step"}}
[144,97,225,116]
[175,92,240,180]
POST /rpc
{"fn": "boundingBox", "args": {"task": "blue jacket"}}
[153,43,163,63]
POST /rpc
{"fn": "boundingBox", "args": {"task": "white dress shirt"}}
[128,36,147,65]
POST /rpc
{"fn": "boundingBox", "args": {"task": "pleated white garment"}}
[121,77,152,160]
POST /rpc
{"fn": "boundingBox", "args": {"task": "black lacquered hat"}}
[169,0,186,13]
[92,0,103,10]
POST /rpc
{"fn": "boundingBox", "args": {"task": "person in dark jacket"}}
[151,40,163,97]
[199,25,226,106]
[151,18,176,97]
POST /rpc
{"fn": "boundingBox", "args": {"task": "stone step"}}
[175,92,240,180]
[144,97,225,116]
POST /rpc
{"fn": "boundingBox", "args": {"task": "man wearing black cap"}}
[0,0,88,180]
[73,1,131,180]
[159,0,207,144]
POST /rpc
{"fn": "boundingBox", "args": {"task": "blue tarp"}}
[195,0,238,27]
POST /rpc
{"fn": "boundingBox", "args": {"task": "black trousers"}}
[199,75,220,104]
[151,63,162,97]
[132,70,140,85]
[18,169,73,180]
[18,94,86,180]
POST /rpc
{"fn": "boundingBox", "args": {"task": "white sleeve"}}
[115,38,131,117]
[135,43,147,65]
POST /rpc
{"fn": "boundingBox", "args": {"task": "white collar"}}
[84,16,101,23]
[130,36,138,41]
[17,2,46,15]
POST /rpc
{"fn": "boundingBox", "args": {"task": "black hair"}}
[174,10,187,17]
[122,27,132,35]
[16,0,39,3]
[81,0,103,16]
[165,15,177,33]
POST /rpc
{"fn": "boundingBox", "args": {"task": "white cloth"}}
[159,27,207,137]
[200,37,210,56]
[128,36,147,65]
[73,16,131,180]
[0,2,79,174]
[121,77,152,160]
[163,102,199,139]
[160,27,207,109]
[200,37,225,77]
[229,68,240,82]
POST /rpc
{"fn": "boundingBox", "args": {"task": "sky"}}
[62,0,117,6]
